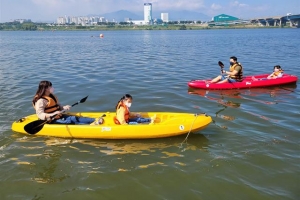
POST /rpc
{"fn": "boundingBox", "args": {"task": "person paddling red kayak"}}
[209,56,243,84]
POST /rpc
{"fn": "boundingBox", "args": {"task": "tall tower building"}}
[161,13,169,22]
[65,15,70,24]
[144,3,152,24]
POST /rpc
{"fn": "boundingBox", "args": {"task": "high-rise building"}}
[99,17,106,22]
[161,13,169,22]
[65,15,70,24]
[70,17,78,24]
[144,3,152,24]
[57,17,66,24]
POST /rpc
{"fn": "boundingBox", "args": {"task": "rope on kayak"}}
[179,113,199,149]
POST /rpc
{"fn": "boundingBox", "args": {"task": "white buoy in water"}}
[100,34,104,38]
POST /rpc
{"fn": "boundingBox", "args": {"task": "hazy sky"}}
[0,0,299,22]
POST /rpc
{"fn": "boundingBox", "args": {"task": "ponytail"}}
[115,94,132,109]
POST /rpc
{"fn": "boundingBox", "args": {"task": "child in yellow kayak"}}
[114,94,155,125]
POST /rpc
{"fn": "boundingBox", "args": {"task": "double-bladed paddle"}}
[24,96,89,135]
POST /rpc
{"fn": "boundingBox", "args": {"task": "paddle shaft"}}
[46,97,88,121]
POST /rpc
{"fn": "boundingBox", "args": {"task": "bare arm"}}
[225,69,239,76]
[267,72,275,79]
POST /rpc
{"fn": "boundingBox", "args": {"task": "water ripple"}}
[0,29,299,200]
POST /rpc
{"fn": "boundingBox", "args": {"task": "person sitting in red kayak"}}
[252,65,284,81]
[114,94,155,125]
[209,56,243,84]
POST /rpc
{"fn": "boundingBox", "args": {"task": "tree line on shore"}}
[0,21,288,31]
[0,20,204,31]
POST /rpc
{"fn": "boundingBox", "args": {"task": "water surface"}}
[0,29,299,200]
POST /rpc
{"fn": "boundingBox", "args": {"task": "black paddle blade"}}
[24,120,47,135]
[71,96,89,107]
[218,61,224,68]
[80,96,88,103]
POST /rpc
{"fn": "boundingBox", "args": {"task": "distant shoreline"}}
[0,23,296,31]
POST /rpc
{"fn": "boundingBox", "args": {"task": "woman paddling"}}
[32,80,103,125]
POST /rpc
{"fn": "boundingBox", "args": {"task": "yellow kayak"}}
[11,112,212,139]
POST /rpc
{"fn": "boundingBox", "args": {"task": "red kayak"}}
[188,74,298,90]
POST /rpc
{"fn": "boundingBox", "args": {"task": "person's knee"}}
[220,75,226,81]
[214,75,221,80]
[68,116,78,124]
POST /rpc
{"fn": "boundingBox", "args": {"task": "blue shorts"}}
[220,75,237,83]
[220,75,227,81]
[228,78,238,83]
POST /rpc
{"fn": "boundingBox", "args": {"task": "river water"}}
[0,29,299,200]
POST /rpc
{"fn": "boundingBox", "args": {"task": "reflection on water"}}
[12,136,69,184]
[187,86,297,126]
[188,89,240,126]
[7,134,211,176]
[243,110,278,122]
[32,148,70,184]
[188,86,296,105]
[1,30,299,200]
[41,134,209,155]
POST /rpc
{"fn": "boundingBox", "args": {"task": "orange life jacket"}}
[270,70,283,78]
[114,101,130,124]
[229,63,243,81]
[33,94,61,113]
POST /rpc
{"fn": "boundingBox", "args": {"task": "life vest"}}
[270,70,283,78]
[114,101,130,124]
[229,63,243,81]
[33,93,61,113]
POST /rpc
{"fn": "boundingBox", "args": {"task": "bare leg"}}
[210,75,222,83]
[217,78,229,84]
[252,76,258,81]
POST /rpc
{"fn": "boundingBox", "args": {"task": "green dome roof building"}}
[213,14,239,22]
